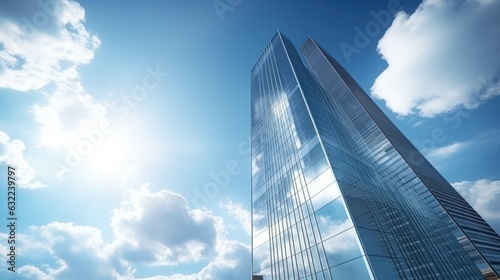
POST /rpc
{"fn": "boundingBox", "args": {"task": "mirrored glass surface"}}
[315,197,352,240]
[323,227,361,267]
[329,257,372,279]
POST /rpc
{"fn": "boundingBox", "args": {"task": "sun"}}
[81,121,141,179]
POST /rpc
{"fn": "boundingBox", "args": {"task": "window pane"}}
[323,227,361,267]
[329,257,371,279]
[306,169,335,198]
[315,197,352,240]
[310,182,341,211]
[253,241,271,272]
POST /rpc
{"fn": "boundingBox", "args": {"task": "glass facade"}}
[251,31,500,280]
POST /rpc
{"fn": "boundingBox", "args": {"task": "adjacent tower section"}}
[251,31,500,279]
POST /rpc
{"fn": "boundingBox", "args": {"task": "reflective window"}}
[329,257,372,279]
[315,197,352,241]
[254,34,499,279]
[310,181,341,210]
[306,169,335,198]
[366,256,397,279]
[254,228,269,248]
[323,227,361,267]
[253,241,271,272]
[254,215,268,235]
[300,142,323,166]
[304,156,329,183]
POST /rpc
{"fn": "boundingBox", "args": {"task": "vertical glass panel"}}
[299,140,322,164]
[366,255,397,279]
[297,252,306,278]
[253,241,271,273]
[254,228,269,248]
[252,190,267,209]
[329,257,372,280]
[310,182,341,210]
[307,169,335,198]
[254,215,268,235]
[253,204,268,224]
[252,181,266,196]
[315,197,352,240]
[323,269,333,280]
[356,228,387,257]
[304,156,329,183]
[323,227,362,267]
[298,134,319,156]
[297,125,317,147]
[254,266,272,279]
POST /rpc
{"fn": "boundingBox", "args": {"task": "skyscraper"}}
[251,31,500,279]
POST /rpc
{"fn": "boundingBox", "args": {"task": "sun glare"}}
[81,123,141,179]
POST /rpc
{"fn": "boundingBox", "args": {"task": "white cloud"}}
[6,184,254,280]
[426,141,469,159]
[452,179,500,233]
[136,241,251,280]
[0,130,46,189]
[0,0,100,92]
[0,0,105,153]
[17,222,130,280]
[137,275,198,280]
[198,240,250,280]
[17,266,53,280]
[372,0,500,117]
[31,67,106,150]
[110,184,221,266]
[220,199,251,235]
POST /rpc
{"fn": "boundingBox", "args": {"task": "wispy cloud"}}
[220,199,251,235]
[372,0,500,117]
[426,141,469,160]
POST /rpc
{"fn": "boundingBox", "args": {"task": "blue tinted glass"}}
[366,256,398,279]
[315,197,352,240]
[329,257,371,279]
[304,156,329,183]
[310,182,341,211]
[306,169,335,198]
[323,228,361,266]
[253,241,271,273]
[300,142,322,166]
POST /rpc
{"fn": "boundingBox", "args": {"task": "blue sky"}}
[0,0,499,279]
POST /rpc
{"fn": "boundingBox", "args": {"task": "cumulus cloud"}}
[426,141,469,159]
[3,180,256,280]
[372,0,500,117]
[110,184,221,266]
[0,0,105,152]
[197,241,250,280]
[136,241,251,280]
[17,222,129,280]
[0,0,100,92]
[137,275,198,280]
[0,130,45,189]
[12,185,252,280]
[452,179,500,233]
